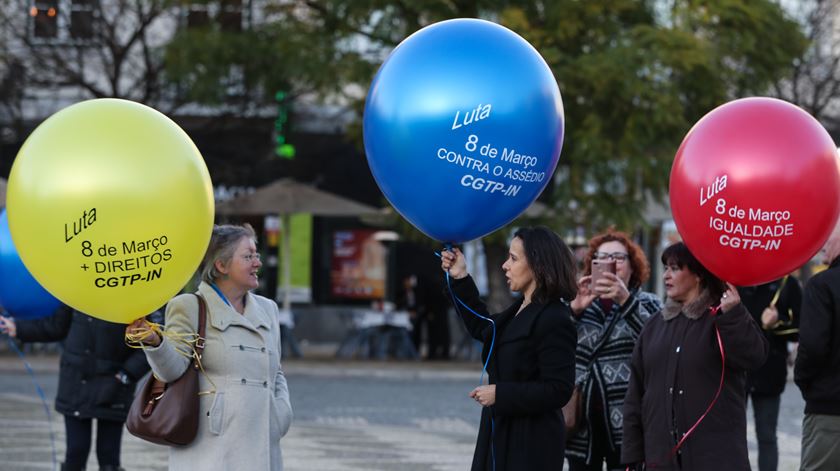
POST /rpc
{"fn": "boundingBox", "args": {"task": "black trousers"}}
[63,414,123,470]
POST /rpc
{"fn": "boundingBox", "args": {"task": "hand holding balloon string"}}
[124,319,200,360]
[719,282,741,313]
[0,316,17,338]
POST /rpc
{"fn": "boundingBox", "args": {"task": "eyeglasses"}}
[594,251,629,263]
[241,253,261,263]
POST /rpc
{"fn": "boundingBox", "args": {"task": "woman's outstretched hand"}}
[441,248,468,280]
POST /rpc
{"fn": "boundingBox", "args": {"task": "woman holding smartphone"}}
[565,230,663,471]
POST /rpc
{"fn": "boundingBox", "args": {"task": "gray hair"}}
[200,224,257,284]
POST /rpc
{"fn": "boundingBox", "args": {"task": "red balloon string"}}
[645,305,726,469]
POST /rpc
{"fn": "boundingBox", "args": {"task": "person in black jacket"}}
[738,275,801,471]
[795,222,840,471]
[0,306,155,471]
[440,226,578,471]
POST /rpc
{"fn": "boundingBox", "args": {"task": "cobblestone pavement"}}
[0,354,805,470]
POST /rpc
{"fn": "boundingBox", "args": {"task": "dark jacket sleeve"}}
[495,305,576,417]
[795,275,834,386]
[621,323,646,465]
[14,305,73,343]
[120,347,151,382]
[715,303,769,371]
[449,275,492,341]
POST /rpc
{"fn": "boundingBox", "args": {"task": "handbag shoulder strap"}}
[193,294,207,357]
[582,307,623,375]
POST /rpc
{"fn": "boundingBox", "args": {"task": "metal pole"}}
[282,213,292,312]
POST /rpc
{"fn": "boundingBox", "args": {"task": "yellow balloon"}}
[7,99,214,324]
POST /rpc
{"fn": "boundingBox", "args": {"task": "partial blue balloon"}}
[363,18,564,243]
[0,209,61,319]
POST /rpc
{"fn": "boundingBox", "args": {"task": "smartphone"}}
[591,259,617,286]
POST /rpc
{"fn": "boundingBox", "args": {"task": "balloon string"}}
[670,307,726,450]
[439,248,497,471]
[124,321,217,395]
[646,305,726,469]
[125,321,197,356]
[444,271,497,384]
[6,337,57,470]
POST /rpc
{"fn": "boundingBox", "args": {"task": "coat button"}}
[81,379,87,385]
[241,378,246,384]
[263,381,268,388]
[239,345,244,351]
[676,346,681,353]
[679,390,684,395]
[669,387,673,394]
[73,411,80,416]
[261,347,266,353]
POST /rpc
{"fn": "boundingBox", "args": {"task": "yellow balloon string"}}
[125,320,217,395]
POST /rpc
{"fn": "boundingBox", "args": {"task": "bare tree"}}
[0,0,181,116]
[773,0,840,122]
[0,56,26,142]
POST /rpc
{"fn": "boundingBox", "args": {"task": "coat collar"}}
[662,288,717,321]
[496,298,549,344]
[197,282,270,332]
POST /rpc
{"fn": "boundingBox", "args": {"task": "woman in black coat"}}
[441,226,578,471]
[0,306,153,471]
[621,242,768,470]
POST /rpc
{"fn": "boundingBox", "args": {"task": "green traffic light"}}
[276,144,296,159]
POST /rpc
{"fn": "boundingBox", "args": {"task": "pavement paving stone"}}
[0,353,807,470]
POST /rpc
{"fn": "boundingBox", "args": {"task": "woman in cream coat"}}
[128,224,292,470]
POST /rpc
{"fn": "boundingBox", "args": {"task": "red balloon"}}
[670,97,840,286]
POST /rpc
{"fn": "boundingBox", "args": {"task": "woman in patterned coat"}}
[565,230,663,470]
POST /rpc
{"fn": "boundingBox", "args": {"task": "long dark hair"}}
[660,242,726,300]
[513,226,578,303]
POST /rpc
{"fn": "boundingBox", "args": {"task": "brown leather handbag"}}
[126,294,207,446]
[562,385,584,435]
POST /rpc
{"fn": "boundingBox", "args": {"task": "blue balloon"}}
[363,18,564,243]
[0,209,61,319]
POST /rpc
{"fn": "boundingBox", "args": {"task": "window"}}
[185,0,242,31]
[30,0,59,38]
[187,6,209,28]
[218,0,241,32]
[70,0,96,39]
